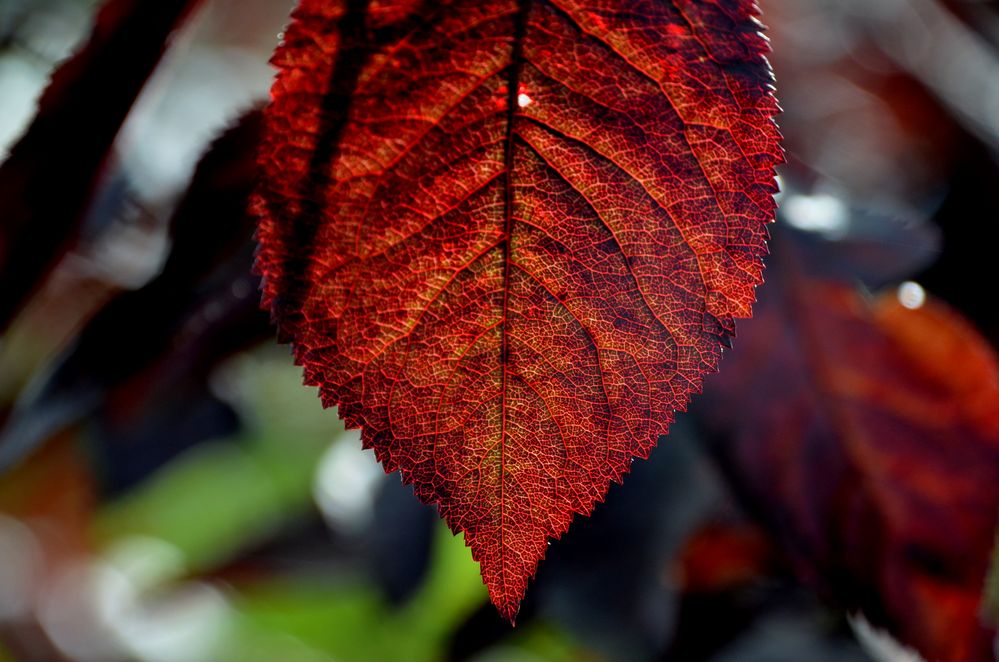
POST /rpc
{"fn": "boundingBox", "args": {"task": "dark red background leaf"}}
[0,0,201,329]
[254,0,781,619]
[676,522,776,594]
[701,233,999,661]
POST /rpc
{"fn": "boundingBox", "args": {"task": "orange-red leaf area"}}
[254,0,780,620]
[703,256,999,661]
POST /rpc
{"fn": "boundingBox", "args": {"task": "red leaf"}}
[702,237,999,661]
[0,0,201,329]
[254,0,781,620]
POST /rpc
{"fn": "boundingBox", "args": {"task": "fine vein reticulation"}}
[254,0,781,621]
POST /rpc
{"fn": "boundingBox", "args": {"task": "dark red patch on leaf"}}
[254,0,780,620]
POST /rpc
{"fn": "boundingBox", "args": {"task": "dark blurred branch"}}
[0,110,267,472]
[0,0,203,331]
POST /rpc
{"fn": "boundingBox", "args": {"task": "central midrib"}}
[497,0,532,599]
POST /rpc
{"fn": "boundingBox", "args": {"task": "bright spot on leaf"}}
[783,193,849,239]
[897,281,926,310]
[517,92,532,108]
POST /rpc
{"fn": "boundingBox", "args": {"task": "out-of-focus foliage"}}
[699,227,999,661]
[1,0,998,660]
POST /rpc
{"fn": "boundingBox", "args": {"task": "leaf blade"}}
[255,0,781,620]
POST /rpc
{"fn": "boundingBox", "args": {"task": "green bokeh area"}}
[89,350,582,661]
[95,351,338,574]
[225,524,484,662]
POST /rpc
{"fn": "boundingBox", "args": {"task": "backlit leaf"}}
[254,0,781,619]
